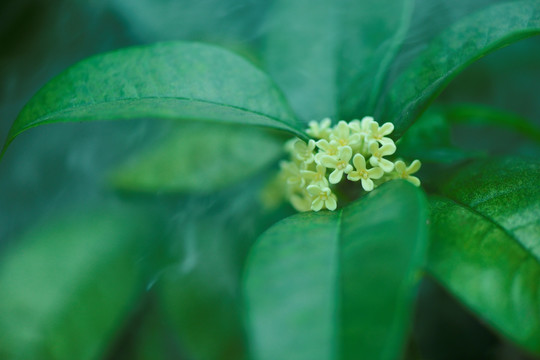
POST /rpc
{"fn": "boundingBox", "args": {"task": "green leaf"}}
[1,41,308,157]
[427,157,540,354]
[264,0,413,122]
[244,180,428,360]
[444,103,540,144]
[0,207,156,360]
[110,123,284,193]
[382,0,540,138]
[338,0,414,118]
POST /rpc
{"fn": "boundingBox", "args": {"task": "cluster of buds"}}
[279,117,421,212]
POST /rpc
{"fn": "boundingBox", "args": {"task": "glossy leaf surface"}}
[383,1,540,138]
[428,158,540,353]
[2,41,307,156]
[244,180,428,360]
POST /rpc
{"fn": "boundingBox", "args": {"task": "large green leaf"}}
[110,122,283,193]
[428,158,540,354]
[382,0,540,138]
[244,180,428,360]
[0,207,156,360]
[264,0,413,122]
[1,41,307,157]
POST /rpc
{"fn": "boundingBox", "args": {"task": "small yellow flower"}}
[307,118,332,139]
[394,160,422,186]
[292,139,316,164]
[347,154,384,191]
[279,117,422,212]
[315,139,339,155]
[290,191,312,212]
[280,160,304,185]
[349,116,375,135]
[369,142,396,172]
[318,146,354,184]
[314,139,340,164]
[330,120,361,148]
[306,184,337,211]
[301,164,328,186]
[367,121,395,146]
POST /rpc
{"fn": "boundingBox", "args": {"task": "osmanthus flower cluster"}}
[279,117,422,212]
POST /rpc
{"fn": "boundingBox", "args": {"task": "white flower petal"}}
[352,153,366,170]
[407,176,421,187]
[306,184,322,196]
[329,169,343,184]
[325,196,337,211]
[368,167,384,179]
[380,143,396,156]
[407,159,421,174]
[380,122,394,135]
[339,146,353,161]
[394,160,406,173]
[379,158,395,172]
[361,178,374,191]
[347,172,360,181]
[319,155,338,168]
[311,198,324,211]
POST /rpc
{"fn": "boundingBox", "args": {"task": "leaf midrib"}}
[16,96,305,138]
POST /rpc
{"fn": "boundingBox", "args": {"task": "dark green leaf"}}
[397,109,484,164]
[428,157,540,354]
[244,180,428,360]
[264,0,413,122]
[1,41,307,157]
[0,207,155,360]
[382,1,540,138]
[444,103,540,144]
[110,123,283,193]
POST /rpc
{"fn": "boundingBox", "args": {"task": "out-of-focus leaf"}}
[105,298,179,360]
[382,1,540,138]
[158,174,292,360]
[110,123,283,193]
[428,157,540,354]
[264,0,413,122]
[244,180,428,360]
[444,103,540,144]
[397,109,483,164]
[1,41,308,157]
[338,0,414,118]
[0,207,156,360]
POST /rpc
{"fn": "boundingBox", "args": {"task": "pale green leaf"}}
[110,123,283,193]
[0,207,156,360]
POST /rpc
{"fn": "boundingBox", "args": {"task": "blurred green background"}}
[1,1,540,359]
